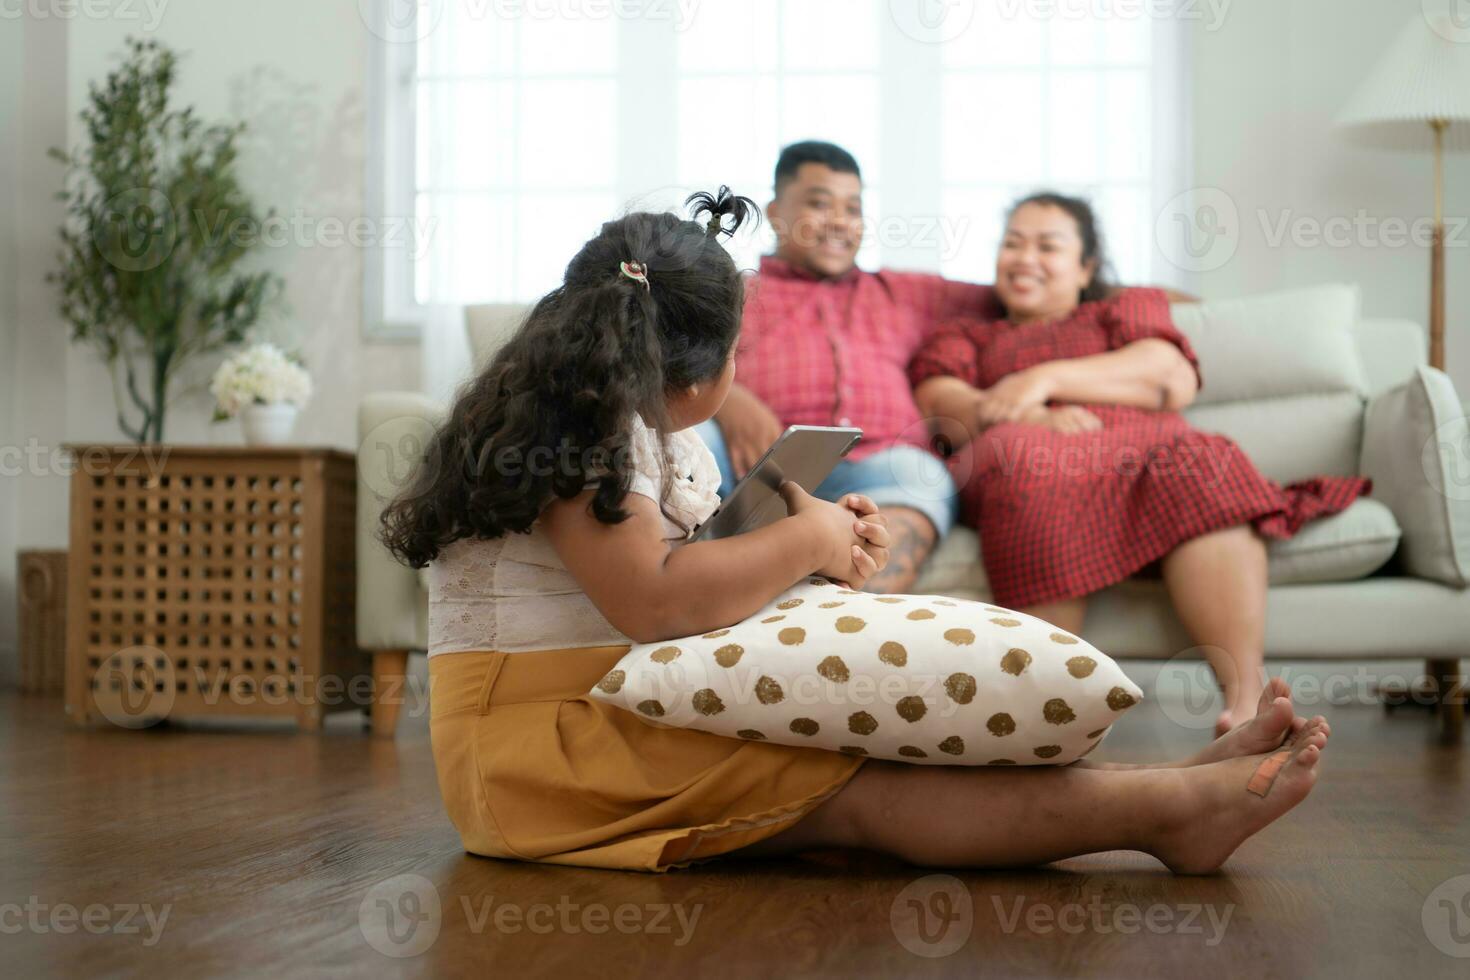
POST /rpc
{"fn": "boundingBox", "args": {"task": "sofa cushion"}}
[1183,392,1363,483]
[1361,366,1470,586]
[590,578,1143,766]
[1265,497,1399,585]
[1171,284,1368,486]
[1084,575,1470,660]
[1170,283,1366,405]
[914,498,1397,599]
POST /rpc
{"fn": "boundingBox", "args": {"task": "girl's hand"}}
[976,366,1055,427]
[837,493,890,589]
[777,481,873,585]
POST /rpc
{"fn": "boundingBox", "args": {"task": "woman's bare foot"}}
[1073,680,1315,773]
[1151,718,1328,874]
[1215,673,1268,737]
[1190,678,1317,766]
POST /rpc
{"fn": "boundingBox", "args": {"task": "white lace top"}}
[426,417,722,656]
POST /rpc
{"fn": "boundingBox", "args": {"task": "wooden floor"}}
[4,665,1468,978]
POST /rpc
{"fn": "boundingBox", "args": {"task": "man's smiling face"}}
[766,162,863,279]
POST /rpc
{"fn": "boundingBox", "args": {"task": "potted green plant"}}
[49,37,281,444]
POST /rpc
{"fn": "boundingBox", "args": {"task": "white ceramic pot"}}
[240,403,299,446]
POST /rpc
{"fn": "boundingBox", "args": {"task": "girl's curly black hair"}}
[380,187,759,569]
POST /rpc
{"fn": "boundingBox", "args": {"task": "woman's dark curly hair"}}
[380,187,759,569]
[1004,191,1114,306]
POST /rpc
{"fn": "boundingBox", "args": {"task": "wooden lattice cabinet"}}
[64,446,365,731]
[19,549,68,695]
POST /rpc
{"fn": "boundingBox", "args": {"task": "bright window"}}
[367,0,1188,333]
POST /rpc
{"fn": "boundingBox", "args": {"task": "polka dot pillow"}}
[588,579,1143,765]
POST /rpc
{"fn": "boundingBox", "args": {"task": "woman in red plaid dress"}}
[912,193,1368,734]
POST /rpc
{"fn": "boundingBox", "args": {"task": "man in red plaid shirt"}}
[695,142,997,591]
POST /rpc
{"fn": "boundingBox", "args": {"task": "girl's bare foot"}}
[1190,678,1317,766]
[1152,718,1328,874]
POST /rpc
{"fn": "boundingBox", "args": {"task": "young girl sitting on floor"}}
[380,188,1329,874]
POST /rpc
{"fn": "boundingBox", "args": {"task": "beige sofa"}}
[357,285,1467,738]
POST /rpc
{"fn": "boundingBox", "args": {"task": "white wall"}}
[1,15,70,691]
[1191,0,1470,394]
[0,8,22,688]
[0,4,420,686]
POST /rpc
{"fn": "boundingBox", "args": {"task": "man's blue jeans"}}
[692,419,959,536]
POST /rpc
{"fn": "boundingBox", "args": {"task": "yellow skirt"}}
[428,646,866,872]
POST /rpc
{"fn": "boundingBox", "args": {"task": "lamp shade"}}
[1336,13,1470,148]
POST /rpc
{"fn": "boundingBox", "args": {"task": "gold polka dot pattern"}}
[895,696,927,722]
[1000,648,1032,676]
[590,581,1143,767]
[714,644,744,667]
[817,656,850,683]
[944,673,977,704]
[692,689,725,715]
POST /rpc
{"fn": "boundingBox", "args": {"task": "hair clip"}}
[706,215,723,237]
[619,260,650,291]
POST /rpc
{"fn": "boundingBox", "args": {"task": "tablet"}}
[691,425,863,542]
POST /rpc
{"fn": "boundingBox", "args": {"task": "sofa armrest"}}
[1359,366,1470,586]
[356,391,447,652]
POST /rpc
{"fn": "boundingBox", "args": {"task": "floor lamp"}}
[1336,12,1470,739]
[1335,12,1470,372]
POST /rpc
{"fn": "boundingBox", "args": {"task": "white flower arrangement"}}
[210,343,313,421]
